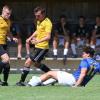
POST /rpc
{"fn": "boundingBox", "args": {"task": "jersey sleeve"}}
[45,21,52,33]
[80,59,89,69]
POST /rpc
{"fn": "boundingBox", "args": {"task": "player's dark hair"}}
[34,6,46,15]
[83,46,95,57]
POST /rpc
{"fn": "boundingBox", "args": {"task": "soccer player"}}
[28,46,100,87]
[0,5,18,86]
[16,6,52,86]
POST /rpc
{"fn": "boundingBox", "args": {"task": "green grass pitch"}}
[0,74,100,100]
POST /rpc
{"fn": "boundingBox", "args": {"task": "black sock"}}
[39,64,51,72]
[20,67,30,82]
[3,63,10,83]
[0,61,5,74]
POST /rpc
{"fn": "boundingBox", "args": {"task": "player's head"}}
[1,5,12,19]
[82,46,95,58]
[34,6,46,21]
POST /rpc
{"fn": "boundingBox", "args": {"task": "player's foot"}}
[0,81,8,86]
[16,81,26,86]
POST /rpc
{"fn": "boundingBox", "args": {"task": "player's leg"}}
[1,53,10,86]
[28,71,58,86]
[30,48,51,72]
[28,71,76,87]
[16,57,32,86]
[42,78,57,86]
[25,40,31,59]
[0,45,10,86]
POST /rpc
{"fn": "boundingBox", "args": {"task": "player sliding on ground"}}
[27,46,100,87]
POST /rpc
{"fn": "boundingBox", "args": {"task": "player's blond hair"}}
[2,5,12,12]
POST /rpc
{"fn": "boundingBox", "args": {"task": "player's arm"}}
[31,31,51,44]
[26,31,37,43]
[32,22,52,44]
[74,68,87,87]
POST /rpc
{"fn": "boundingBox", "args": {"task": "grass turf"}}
[0,74,100,100]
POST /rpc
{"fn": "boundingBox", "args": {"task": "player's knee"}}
[2,56,10,63]
[25,58,32,67]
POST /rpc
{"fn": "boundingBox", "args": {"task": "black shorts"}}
[0,44,7,56]
[30,48,48,63]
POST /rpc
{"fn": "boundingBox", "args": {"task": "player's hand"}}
[13,37,18,43]
[31,39,39,44]
[26,38,30,43]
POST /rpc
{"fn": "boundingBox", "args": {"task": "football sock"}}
[0,61,4,74]
[39,64,51,72]
[20,67,30,82]
[43,78,57,85]
[3,63,10,83]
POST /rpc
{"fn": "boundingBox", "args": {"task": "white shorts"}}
[57,71,76,86]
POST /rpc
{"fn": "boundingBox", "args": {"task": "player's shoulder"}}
[43,18,52,27]
[81,59,88,63]
[80,59,88,66]
[45,18,52,23]
[81,58,93,65]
